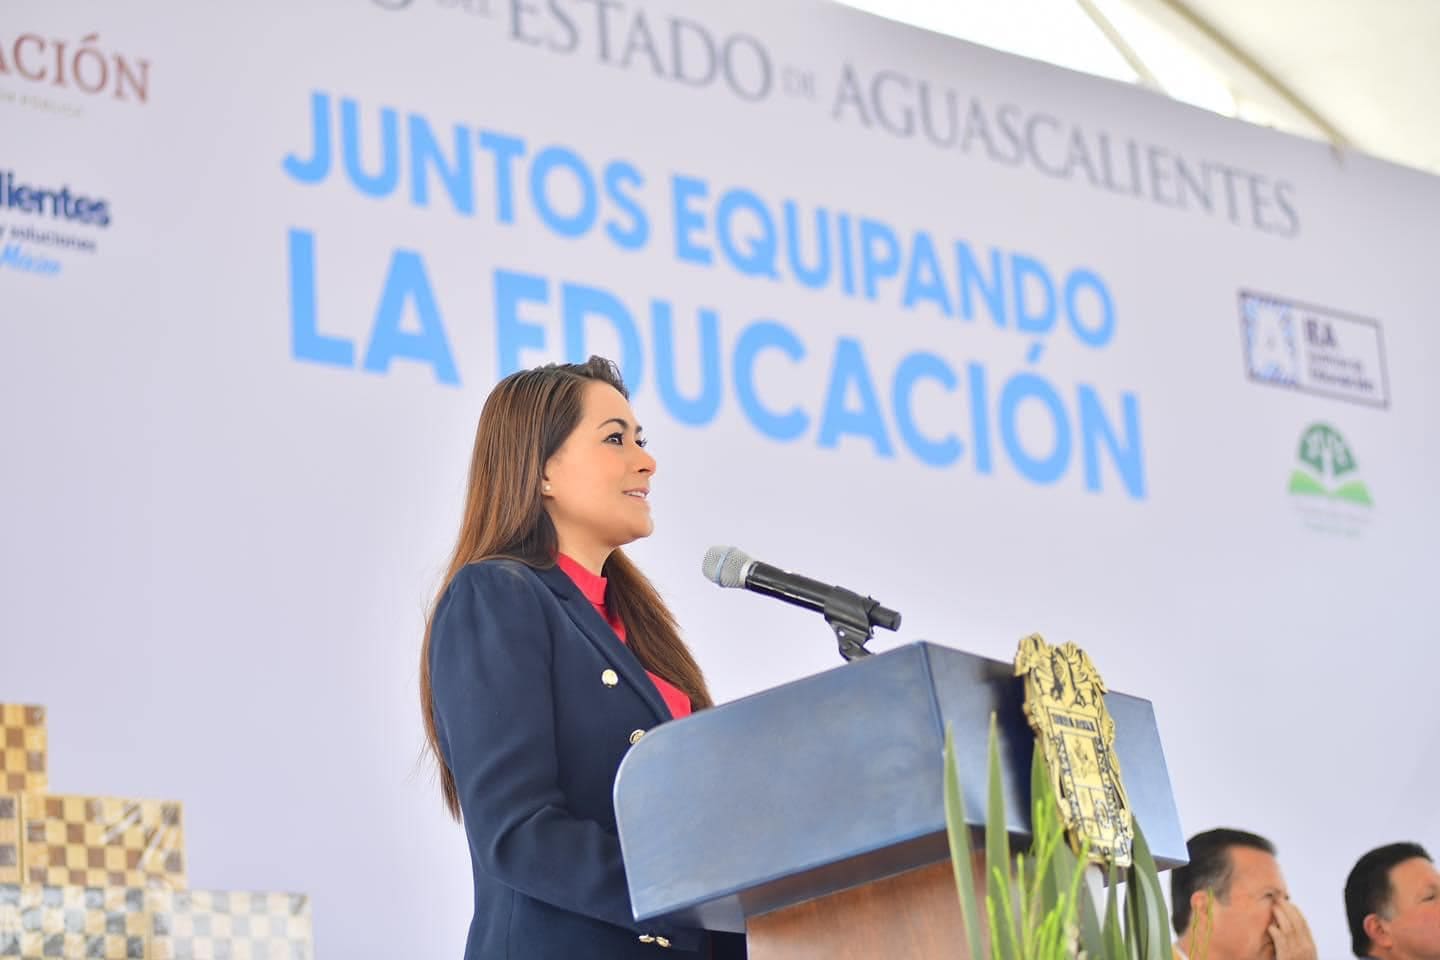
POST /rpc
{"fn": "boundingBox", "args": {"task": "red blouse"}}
[556,554,693,720]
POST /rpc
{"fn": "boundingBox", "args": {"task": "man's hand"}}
[1269,901,1318,960]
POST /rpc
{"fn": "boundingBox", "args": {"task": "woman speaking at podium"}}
[419,357,743,959]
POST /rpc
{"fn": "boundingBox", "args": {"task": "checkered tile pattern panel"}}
[0,707,46,796]
[0,886,313,959]
[150,889,313,960]
[0,799,17,886]
[0,883,147,959]
[21,795,185,889]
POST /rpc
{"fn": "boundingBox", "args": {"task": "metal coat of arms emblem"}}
[1015,633,1134,868]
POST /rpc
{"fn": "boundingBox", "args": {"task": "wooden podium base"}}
[745,854,986,960]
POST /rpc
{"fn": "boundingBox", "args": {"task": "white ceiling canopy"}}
[834,0,1440,177]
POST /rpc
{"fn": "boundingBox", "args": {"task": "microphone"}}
[701,546,902,638]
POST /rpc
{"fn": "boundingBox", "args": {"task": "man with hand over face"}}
[1171,829,1318,960]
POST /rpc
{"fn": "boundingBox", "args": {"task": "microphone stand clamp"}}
[823,588,887,662]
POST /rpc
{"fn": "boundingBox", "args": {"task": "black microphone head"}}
[701,545,754,588]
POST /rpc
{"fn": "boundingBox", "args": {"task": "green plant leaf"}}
[986,715,1012,882]
[1125,853,1142,959]
[1053,830,1102,956]
[1196,891,1215,960]
[1016,853,1032,958]
[991,861,1021,960]
[1030,746,1059,917]
[1131,819,1174,960]
[1104,860,1127,960]
[986,716,1017,960]
[1126,864,1149,960]
[943,726,985,960]
[987,891,1006,960]
[1028,743,1085,959]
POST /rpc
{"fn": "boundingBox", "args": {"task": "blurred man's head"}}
[1345,843,1440,960]
[1171,829,1287,960]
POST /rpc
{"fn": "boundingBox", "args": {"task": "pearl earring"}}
[543,483,551,493]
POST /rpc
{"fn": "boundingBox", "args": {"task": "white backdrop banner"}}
[2,1,1438,956]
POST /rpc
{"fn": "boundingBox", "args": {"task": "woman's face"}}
[542,381,656,565]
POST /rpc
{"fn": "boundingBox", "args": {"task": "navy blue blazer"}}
[430,558,744,960]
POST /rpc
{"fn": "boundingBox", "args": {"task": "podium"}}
[613,642,1185,960]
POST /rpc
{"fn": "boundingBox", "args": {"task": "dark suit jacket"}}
[430,558,745,960]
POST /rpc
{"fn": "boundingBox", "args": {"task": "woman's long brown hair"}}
[420,356,714,820]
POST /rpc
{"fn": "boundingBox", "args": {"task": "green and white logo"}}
[1288,423,1372,506]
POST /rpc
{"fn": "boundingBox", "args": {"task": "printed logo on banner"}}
[0,30,152,119]
[1288,422,1373,538]
[1240,291,1389,408]
[0,170,110,277]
